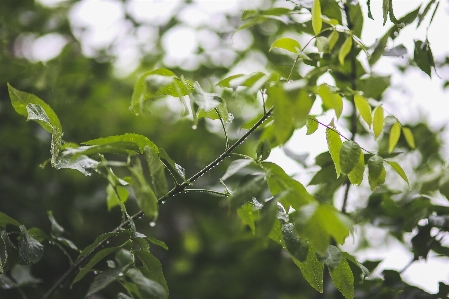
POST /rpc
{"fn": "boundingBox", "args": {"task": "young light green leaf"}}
[17,225,44,265]
[316,245,342,269]
[373,106,384,139]
[237,203,259,235]
[368,155,385,190]
[339,141,361,175]
[326,126,343,178]
[402,127,415,149]
[348,151,365,185]
[216,74,244,88]
[386,160,410,188]
[317,84,343,119]
[354,94,372,127]
[230,175,264,210]
[316,36,329,53]
[85,267,126,298]
[135,250,169,295]
[270,37,301,54]
[329,257,354,299]
[293,246,324,293]
[338,35,352,65]
[282,223,309,262]
[144,145,168,198]
[222,159,253,181]
[388,121,401,153]
[130,157,158,219]
[306,117,319,135]
[312,0,322,35]
[328,30,339,51]
[83,133,158,155]
[127,268,166,299]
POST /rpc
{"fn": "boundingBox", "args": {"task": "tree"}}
[1,0,449,298]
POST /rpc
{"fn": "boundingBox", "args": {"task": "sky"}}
[34,0,449,294]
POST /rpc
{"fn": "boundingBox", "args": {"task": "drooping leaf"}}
[135,250,169,295]
[1,231,19,273]
[382,0,389,25]
[316,245,341,269]
[85,267,126,298]
[159,148,185,181]
[339,141,361,175]
[77,231,127,260]
[328,30,339,51]
[306,117,319,135]
[53,154,99,176]
[414,40,434,77]
[417,0,436,28]
[0,212,20,229]
[270,37,301,55]
[388,121,401,153]
[144,146,168,198]
[338,35,352,65]
[282,223,309,262]
[354,94,372,127]
[348,151,365,185]
[317,84,343,119]
[342,252,370,279]
[312,0,322,35]
[17,225,44,265]
[258,198,279,238]
[130,157,158,219]
[256,139,271,161]
[402,127,415,149]
[47,211,64,237]
[368,155,385,190]
[126,268,166,299]
[222,159,253,181]
[229,175,265,210]
[106,184,129,211]
[386,161,409,188]
[373,106,384,139]
[326,126,343,178]
[329,257,354,299]
[293,246,324,293]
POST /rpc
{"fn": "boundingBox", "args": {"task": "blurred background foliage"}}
[1,0,449,298]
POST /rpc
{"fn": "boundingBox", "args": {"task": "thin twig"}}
[183,189,229,197]
[42,107,274,299]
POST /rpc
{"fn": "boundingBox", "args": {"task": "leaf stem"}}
[215,108,229,149]
[183,189,229,197]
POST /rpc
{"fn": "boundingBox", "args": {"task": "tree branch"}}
[42,107,273,299]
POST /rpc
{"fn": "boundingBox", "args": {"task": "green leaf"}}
[237,203,259,235]
[190,81,221,112]
[316,36,329,53]
[348,151,365,185]
[222,159,253,181]
[126,268,166,299]
[317,84,343,119]
[10,264,42,286]
[130,68,193,114]
[382,0,389,25]
[386,160,409,188]
[282,223,309,262]
[130,157,158,219]
[388,121,401,153]
[256,139,271,161]
[329,257,354,299]
[135,250,169,295]
[293,246,324,293]
[47,211,64,237]
[373,106,384,139]
[354,94,372,127]
[270,37,301,54]
[359,76,391,100]
[1,231,19,273]
[17,225,44,265]
[144,146,168,198]
[262,162,315,210]
[339,141,361,175]
[338,35,352,65]
[159,148,185,181]
[106,184,129,211]
[83,133,158,155]
[312,0,322,35]
[316,245,342,269]
[326,126,343,178]
[146,236,168,251]
[402,127,415,149]
[342,252,370,279]
[230,175,264,210]
[368,155,385,190]
[367,0,374,20]
[258,197,279,238]
[216,74,244,88]
[0,212,20,229]
[417,0,436,27]
[414,40,434,77]
[328,30,339,51]
[86,267,126,298]
[77,231,126,260]
[306,117,319,135]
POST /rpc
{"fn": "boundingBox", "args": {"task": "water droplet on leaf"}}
[150,222,156,227]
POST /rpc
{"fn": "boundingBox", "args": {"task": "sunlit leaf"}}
[312,0,322,35]
[338,35,352,65]
[339,141,361,175]
[348,151,364,185]
[386,160,409,188]
[373,106,384,139]
[354,94,372,127]
[329,257,354,299]
[402,127,415,149]
[326,126,343,178]
[388,121,401,153]
[270,37,301,54]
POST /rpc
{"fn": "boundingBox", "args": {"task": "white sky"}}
[35,0,449,294]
